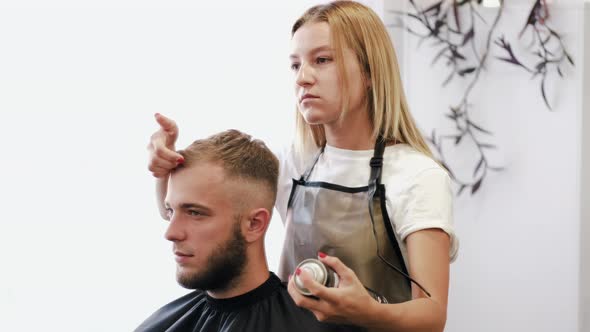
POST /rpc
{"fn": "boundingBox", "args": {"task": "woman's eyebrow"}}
[290,45,334,60]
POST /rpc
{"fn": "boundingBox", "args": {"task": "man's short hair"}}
[175,129,279,207]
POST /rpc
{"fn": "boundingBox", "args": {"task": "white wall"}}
[581,3,590,331]
[0,1,319,331]
[386,0,585,331]
[0,1,396,331]
[1,1,586,331]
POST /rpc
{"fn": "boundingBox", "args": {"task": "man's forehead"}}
[167,162,239,205]
[173,161,226,183]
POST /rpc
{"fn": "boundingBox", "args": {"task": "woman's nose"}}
[296,63,315,87]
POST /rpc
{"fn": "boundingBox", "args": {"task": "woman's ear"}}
[242,208,271,243]
[364,73,372,90]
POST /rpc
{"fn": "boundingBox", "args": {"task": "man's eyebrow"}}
[164,202,211,211]
[180,203,212,212]
[289,46,334,59]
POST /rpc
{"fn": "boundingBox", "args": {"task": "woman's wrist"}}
[356,298,399,330]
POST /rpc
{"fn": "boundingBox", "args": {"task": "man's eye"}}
[188,210,202,217]
[290,63,300,71]
[165,208,173,219]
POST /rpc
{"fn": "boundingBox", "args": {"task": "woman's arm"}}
[156,177,170,220]
[287,228,450,332]
[366,228,450,332]
[147,113,184,220]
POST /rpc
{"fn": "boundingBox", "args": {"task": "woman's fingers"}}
[147,114,183,178]
[317,253,354,283]
[155,113,178,136]
[152,140,183,163]
[148,159,178,174]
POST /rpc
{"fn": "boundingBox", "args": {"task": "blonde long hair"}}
[292,1,433,158]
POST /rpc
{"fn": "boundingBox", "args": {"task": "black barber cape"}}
[135,273,364,332]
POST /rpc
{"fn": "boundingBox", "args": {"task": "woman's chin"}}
[300,109,331,125]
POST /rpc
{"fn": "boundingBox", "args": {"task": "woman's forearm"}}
[156,177,169,220]
[364,297,447,332]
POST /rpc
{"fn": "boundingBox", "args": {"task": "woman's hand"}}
[287,253,379,326]
[147,113,184,178]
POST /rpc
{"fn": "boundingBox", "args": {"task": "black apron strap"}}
[301,146,325,181]
[287,146,324,209]
[378,183,410,278]
[367,136,411,286]
[367,136,430,296]
[367,134,387,257]
[369,136,386,186]
[370,136,408,275]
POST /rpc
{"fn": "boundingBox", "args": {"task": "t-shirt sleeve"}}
[274,144,298,223]
[392,168,459,262]
[273,143,320,223]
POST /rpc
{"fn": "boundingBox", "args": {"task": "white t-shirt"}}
[276,143,459,263]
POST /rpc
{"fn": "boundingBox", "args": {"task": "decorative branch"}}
[390,0,484,86]
[392,0,505,195]
[391,0,574,195]
[494,0,575,110]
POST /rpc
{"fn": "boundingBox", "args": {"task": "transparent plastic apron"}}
[278,139,412,304]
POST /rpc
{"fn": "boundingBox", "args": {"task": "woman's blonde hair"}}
[292,0,433,158]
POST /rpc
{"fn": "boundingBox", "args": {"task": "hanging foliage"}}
[390,0,574,195]
[495,0,575,110]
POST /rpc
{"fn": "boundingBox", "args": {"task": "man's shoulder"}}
[271,279,367,332]
[136,279,366,332]
[134,290,206,332]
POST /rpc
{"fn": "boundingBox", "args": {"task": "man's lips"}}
[174,251,194,263]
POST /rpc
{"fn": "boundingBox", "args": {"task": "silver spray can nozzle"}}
[293,258,339,296]
[293,258,389,304]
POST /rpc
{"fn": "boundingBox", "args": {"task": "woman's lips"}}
[300,94,319,105]
[300,93,319,103]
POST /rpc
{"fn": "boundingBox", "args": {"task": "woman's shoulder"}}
[383,144,449,181]
[276,143,320,175]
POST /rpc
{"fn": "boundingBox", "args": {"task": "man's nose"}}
[164,214,186,242]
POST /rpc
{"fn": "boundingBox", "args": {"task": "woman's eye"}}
[290,63,300,71]
[316,57,331,64]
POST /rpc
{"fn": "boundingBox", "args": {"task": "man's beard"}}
[176,221,247,292]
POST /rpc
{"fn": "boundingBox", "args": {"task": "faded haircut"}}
[174,129,279,210]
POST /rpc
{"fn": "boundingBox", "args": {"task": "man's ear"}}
[242,208,271,243]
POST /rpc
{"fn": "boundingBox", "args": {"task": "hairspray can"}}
[293,258,339,296]
[293,258,389,303]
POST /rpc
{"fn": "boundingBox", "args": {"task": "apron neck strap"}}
[302,137,386,183]
[301,146,325,181]
[369,135,386,186]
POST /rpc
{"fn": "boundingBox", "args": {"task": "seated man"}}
[136,130,362,332]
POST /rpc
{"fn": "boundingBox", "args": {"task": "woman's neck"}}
[324,109,374,150]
